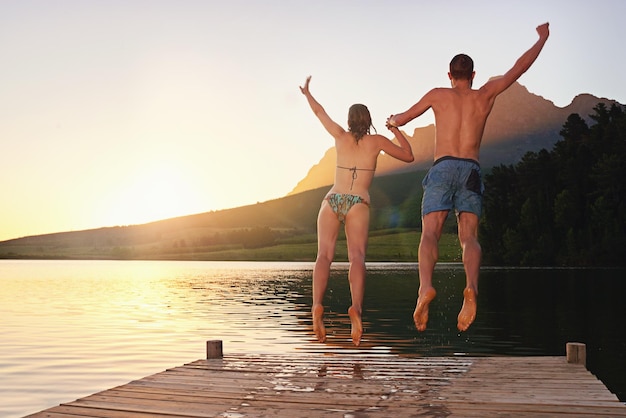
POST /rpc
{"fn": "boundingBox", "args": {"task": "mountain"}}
[289,82,620,195]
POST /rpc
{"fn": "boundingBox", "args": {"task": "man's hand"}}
[386,114,398,129]
[536,22,549,40]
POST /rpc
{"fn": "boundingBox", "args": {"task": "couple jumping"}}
[300,23,550,346]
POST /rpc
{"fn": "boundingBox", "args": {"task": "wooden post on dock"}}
[566,342,586,367]
[206,340,223,359]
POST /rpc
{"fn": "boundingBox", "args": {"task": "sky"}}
[1,0,625,241]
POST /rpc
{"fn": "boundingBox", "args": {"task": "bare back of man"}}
[426,86,495,161]
[389,23,550,332]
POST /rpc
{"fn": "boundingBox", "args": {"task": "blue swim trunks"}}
[421,156,485,217]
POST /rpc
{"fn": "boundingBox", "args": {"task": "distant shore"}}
[0,231,462,263]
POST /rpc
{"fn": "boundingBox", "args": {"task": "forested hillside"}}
[480,103,626,266]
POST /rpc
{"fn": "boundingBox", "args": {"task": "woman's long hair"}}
[348,104,376,142]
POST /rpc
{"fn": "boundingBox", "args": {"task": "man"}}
[388,23,550,332]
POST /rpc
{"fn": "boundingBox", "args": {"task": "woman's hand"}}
[300,76,312,95]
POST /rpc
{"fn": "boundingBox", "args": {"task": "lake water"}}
[1,260,625,417]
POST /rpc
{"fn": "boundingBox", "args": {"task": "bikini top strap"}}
[336,165,376,190]
[336,165,376,172]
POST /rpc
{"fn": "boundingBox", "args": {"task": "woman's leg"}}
[312,201,339,343]
[344,203,370,346]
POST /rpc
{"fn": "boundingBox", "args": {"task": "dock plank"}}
[25,354,626,417]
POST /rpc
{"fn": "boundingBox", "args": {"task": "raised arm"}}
[379,126,415,162]
[300,76,344,139]
[386,89,435,128]
[481,23,550,97]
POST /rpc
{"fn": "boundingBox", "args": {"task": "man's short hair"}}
[450,54,474,80]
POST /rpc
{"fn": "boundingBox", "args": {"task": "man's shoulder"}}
[432,86,482,101]
[431,87,452,94]
[477,75,511,98]
[427,87,455,101]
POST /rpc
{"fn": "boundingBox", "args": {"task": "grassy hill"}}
[0,170,462,262]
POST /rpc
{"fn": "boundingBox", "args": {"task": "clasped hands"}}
[386,115,399,130]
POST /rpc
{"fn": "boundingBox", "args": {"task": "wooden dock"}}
[26,342,626,417]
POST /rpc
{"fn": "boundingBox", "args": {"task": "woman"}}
[300,76,414,346]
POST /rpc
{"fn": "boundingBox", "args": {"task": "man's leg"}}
[414,210,448,331]
[312,202,339,343]
[456,211,481,331]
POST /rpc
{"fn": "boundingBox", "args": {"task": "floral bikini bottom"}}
[325,193,369,223]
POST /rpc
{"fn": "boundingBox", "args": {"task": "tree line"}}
[480,103,626,266]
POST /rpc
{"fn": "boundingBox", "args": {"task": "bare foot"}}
[312,304,326,343]
[348,306,363,346]
[457,287,477,331]
[413,287,436,331]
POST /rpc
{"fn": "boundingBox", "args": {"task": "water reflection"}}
[1,260,625,418]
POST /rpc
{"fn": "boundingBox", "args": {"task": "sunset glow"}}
[99,162,203,227]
